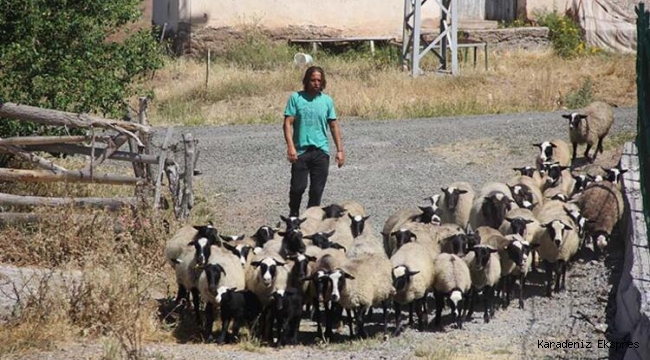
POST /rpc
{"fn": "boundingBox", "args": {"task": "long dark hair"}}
[302,66,327,91]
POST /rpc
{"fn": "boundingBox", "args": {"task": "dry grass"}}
[147,41,635,126]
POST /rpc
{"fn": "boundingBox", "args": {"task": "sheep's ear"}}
[441,187,448,193]
[306,255,317,262]
[550,143,557,148]
[578,114,588,119]
[251,261,262,268]
[561,114,571,119]
[228,287,237,292]
[563,224,574,231]
[325,230,336,237]
[343,271,355,280]
[620,169,629,174]
[187,240,196,246]
[531,243,541,249]
[560,165,570,171]
[363,215,371,221]
[410,232,418,240]
[298,217,307,224]
[218,265,227,276]
[280,215,288,222]
[222,242,237,253]
[348,213,354,220]
[524,219,534,224]
[540,222,549,228]
[331,243,346,252]
[407,270,420,277]
[489,247,499,253]
[505,217,514,223]
[219,235,230,241]
[457,189,468,194]
[532,143,541,148]
[278,231,286,237]
[275,260,286,266]
[303,234,313,240]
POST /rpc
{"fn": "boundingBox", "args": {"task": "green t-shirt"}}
[284,91,337,156]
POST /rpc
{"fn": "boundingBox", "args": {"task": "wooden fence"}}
[0,99,199,222]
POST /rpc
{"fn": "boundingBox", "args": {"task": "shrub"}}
[536,11,587,58]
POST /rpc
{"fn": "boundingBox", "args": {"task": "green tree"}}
[0,0,164,137]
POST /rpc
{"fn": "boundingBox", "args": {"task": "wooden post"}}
[0,135,97,146]
[0,144,67,173]
[165,161,182,219]
[154,127,174,209]
[0,192,137,210]
[180,133,195,220]
[0,168,146,185]
[23,144,160,164]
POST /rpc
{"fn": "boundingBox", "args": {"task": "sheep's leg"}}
[531,250,538,273]
[408,302,415,327]
[204,304,215,343]
[355,306,368,339]
[324,301,333,341]
[230,318,242,344]
[503,276,512,309]
[543,260,553,297]
[597,135,605,154]
[393,301,403,335]
[571,142,578,165]
[190,287,201,324]
[382,300,389,335]
[483,286,493,323]
[346,308,355,338]
[518,272,526,309]
[174,284,187,306]
[553,262,562,293]
[291,316,301,345]
[416,298,427,331]
[217,315,230,344]
[434,290,444,328]
[584,143,593,162]
[559,260,567,291]
[466,287,476,320]
[457,297,464,330]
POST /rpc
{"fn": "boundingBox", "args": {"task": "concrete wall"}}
[617,142,650,360]
[152,0,574,37]
[525,0,572,18]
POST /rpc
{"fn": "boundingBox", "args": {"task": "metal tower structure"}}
[401,0,458,77]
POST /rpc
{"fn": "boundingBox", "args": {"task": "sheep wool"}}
[390,241,437,304]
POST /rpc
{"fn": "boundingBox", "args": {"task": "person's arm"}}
[329,120,344,168]
[284,115,298,163]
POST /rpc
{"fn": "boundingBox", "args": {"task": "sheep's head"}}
[204,263,227,295]
[391,265,420,293]
[348,214,370,238]
[571,174,591,194]
[444,233,470,257]
[188,230,218,268]
[423,194,441,210]
[322,203,346,219]
[603,167,628,185]
[328,268,355,303]
[391,228,417,250]
[215,286,237,304]
[269,289,287,311]
[302,270,330,303]
[481,192,514,229]
[280,215,306,231]
[253,226,276,247]
[508,184,534,209]
[417,205,439,224]
[223,242,253,268]
[505,217,534,238]
[593,230,610,252]
[513,166,536,178]
[562,112,588,129]
[303,230,334,247]
[441,186,468,211]
[563,206,593,239]
[505,238,539,272]
[278,228,306,255]
[541,220,573,248]
[287,253,317,282]
[469,245,498,271]
[543,162,569,187]
[533,141,557,163]
[251,257,285,287]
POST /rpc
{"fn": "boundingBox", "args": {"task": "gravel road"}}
[4,107,636,359]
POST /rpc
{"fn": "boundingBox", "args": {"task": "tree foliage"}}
[0,0,164,137]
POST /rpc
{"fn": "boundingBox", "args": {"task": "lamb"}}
[541,162,574,195]
[314,213,371,251]
[602,167,628,187]
[498,207,541,244]
[303,230,347,251]
[269,288,304,347]
[533,204,580,296]
[562,101,614,163]
[213,288,262,344]
[164,223,219,268]
[463,244,501,323]
[382,207,436,256]
[322,203,347,219]
[432,253,472,330]
[198,248,246,342]
[390,241,437,334]
[511,166,545,189]
[328,252,395,338]
[576,180,625,256]
[469,182,516,230]
[221,240,253,268]
[439,182,475,229]
[506,175,544,210]
[533,139,571,169]
[497,235,539,309]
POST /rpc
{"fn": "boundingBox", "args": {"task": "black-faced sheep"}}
[562,101,614,163]
[464,244,501,323]
[215,288,263,344]
[533,139,571,169]
[576,180,624,256]
[269,288,304,347]
[469,182,516,230]
[432,253,472,330]
[439,182,475,229]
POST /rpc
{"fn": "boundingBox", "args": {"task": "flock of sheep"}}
[163,101,626,346]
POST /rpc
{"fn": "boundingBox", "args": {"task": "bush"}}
[0,1,165,138]
[536,11,587,58]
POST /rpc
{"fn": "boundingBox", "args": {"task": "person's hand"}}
[335,150,345,168]
[287,148,298,163]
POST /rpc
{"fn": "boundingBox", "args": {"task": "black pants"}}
[289,147,329,217]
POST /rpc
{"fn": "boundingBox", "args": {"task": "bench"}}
[288,36,396,55]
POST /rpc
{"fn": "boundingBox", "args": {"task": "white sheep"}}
[562,101,614,163]
[390,241,437,334]
[328,252,395,339]
[382,207,431,256]
[341,200,367,217]
[463,244,501,323]
[432,253,472,330]
[533,139,571,169]
[533,203,580,296]
[164,223,218,268]
[469,182,516,230]
[388,221,443,259]
[439,182,475,229]
[576,180,625,256]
